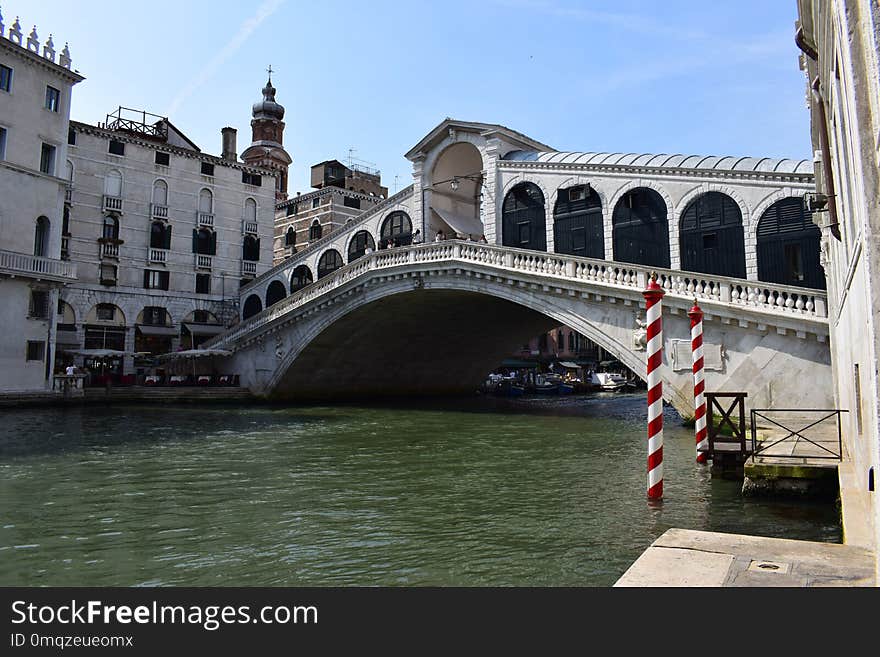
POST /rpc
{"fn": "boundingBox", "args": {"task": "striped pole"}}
[642,272,665,500]
[688,300,708,464]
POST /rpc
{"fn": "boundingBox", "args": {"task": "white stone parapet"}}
[197,212,214,227]
[151,203,168,219]
[195,254,212,270]
[0,247,77,282]
[209,241,830,351]
[102,195,123,213]
[148,248,167,264]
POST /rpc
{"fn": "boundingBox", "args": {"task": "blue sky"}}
[12,0,810,195]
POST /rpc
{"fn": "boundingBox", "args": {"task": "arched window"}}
[309,220,322,241]
[265,280,286,308]
[553,184,603,258]
[104,170,122,197]
[242,235,260,261]
[380,211,412,247]
[198,188,213,214]
[152,179,168,206]
[242,294,262,320]
[192,227,215,255]
[244,197,257,221]
[756,197,825,289]
[679,192,745,278]
[502,183,546,251]
[102,215,119,240]
[65,160,74,185]
[348,230,376,262]
[612,187,669,268]
[290,265,313,292]
[34,216,50,257]
[317,249,343,279]
[285,226,296,247]
[150,221,171,249]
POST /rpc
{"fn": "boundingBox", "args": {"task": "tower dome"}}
[252,78,285,121]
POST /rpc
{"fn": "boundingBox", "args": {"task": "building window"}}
[45,85,60,112]
[201,162,214,176]
[155,151,170,166]
[242,171,262,186]
[193,309,210,323]
[152,179,168,207]
[286,203,297,217]
[312,197,320,209]
[198,188,213,214]
[29,290,49,318]
[192,228,216,255]
[33,216,50,256]
[100,264,118,286]
[0,64,12,92]
[150,221,171,249]
[68,128,76,145]
[285,226,295,246]
[102,215,120,240]
[96,304,116,321]
[143,306,168,326]
[309,220,322,240]
[0,126,7,160]
[244,197,257,222]
[144,269,170,290]
[195,273,211,294]
[108,140,125,156]
[242,235,260,261]
[26,341,45,362]
[40,143,56,175]
[343,196,361,209]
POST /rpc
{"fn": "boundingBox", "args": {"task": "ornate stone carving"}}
[633,314,648,351]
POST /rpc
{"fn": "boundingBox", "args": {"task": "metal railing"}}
[750,409,846,461]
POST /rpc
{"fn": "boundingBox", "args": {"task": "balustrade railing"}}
[149,248,167,264]
[243,220,259,235]
[208,241,830,350]
[152,204,169,219]
[0,248,77,280]
[100,242,119,259]
[198,212,214,227]
[103,195,123,212]
[241,261,257,276]
[195,254,212,270]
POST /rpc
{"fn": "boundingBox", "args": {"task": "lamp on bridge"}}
[449,174,482,192]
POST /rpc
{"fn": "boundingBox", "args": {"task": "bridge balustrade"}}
[208,241,829,352]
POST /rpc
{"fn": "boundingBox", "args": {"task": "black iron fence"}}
[750,409,847,460]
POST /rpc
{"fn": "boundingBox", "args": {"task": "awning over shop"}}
[135,324,178,337]
[183,323,225,337]
[431,207,484,237]
[558,361,581,369]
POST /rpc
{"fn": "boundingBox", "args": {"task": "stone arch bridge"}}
[206,241,831,417]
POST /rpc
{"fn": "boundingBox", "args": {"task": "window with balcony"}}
[152,179,168,206]
[40,143,56,175]
[26,341,45,362]
[102,216,120,241]
[33,216,49,257]
[151,222,172,249]
[242,235,260,262]
[0,64,12,92]
[143,269,170,290]
[201,162,214,176]
[192,228,216,255]
[29,290,49,318]
[198,188,213,214]
[155,151,170,166]
[195,273,211,294]
[104,170,123,197]
[108,140,125,156]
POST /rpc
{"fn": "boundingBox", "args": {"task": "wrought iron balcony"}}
[195,254,213,270]
[197,212,214,227]
[0,248,77,282]
[103,195,123,213]
[149,248,168,264]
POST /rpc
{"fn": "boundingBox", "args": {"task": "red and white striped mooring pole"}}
[688,300,708,464]
[642,272,665,500]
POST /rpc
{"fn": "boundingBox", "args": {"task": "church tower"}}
[241,69,292,201]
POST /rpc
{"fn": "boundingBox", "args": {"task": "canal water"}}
[0,394,840,586]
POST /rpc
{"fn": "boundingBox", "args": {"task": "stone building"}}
[796,0,880,570]
[61,105,276,380]
[0,12,83,392]
[273,160,388,265]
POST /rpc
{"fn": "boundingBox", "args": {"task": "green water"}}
[0,394,840,586]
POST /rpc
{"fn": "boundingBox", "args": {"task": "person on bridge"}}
[434,230,446,242]
[478,234,488,244]
[412,229,422,244]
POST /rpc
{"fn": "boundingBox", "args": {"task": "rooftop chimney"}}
[221,127,237,161]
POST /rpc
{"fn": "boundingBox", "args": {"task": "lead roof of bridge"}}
[501,150,814,174]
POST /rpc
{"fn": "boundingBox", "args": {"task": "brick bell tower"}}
[241,67,292,201]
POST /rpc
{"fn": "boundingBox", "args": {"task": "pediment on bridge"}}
[405,118,554,161]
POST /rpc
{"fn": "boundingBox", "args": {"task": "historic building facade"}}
[797,0,880,567]
[0,13,83,392]
[61,107,276,379]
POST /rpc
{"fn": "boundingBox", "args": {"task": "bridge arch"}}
[553,183,604,259]
[347,230,376,262]
[265,280,287,308]
[611,187,670,268]
[242,294,262,320]
[290,264,313,293]
[502,182,547,251]
[756,197,825,290]
[380,211,412,247]
[679,191,746,278]
[427,141,484,240]
[317,249,344,279]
